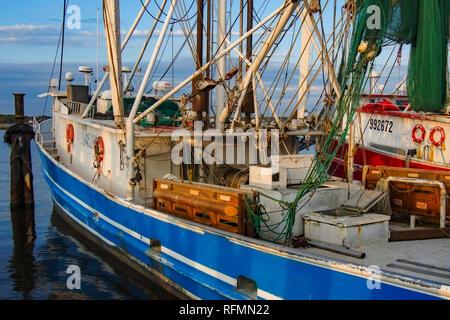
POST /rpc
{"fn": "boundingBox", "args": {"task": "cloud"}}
[0,24,59,37]
[0,23,197,49]
[0,24,60,46]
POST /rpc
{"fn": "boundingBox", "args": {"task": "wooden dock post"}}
[4,93,35,208]
[9,206,36,299]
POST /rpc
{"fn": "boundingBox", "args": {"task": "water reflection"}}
[8,207,36,300]
[49,205,179,300]
[1,130,177,299]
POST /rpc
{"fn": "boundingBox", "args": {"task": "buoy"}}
[93,137,105,168]
[430,126,445,147]
[358,41,369,53]
[367,51,377,61]
[66,123,74,152]
[412,124,426,144]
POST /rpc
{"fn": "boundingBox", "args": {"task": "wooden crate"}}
[363,166,450,218]
[153,179,256,236]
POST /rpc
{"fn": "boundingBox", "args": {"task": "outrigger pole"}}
[123,0,169,93]
[126,0,178,200]
[82,0,152,119]
[103,0,125,128]
[215,0,227,131]
[227,0,300,129]
[132,1,290,125]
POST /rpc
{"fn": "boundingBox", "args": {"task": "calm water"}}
[0,130,177,300]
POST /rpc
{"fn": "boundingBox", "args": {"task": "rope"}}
[247,1,388,243]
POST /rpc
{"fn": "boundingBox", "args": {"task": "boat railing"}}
[67,101,91,117]
[33,118,54,148]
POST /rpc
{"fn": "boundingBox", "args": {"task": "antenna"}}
[50,78,59,92]
[369,71,380,94]
[79,66,93,86]
[137,66,142,88]
[122,66,131,90]
[65,72,74,84]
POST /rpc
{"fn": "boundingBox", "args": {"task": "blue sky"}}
[0,1,408,116]
[0,0,204,114]
[0,0,280,64]
[0,0,173,64]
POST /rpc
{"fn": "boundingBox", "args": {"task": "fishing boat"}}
[330,0,450,181]
[33,0,449,300]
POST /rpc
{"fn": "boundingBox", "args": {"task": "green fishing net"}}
[250,0,449,242]
[406,0,449,112]
[357,0,449,112]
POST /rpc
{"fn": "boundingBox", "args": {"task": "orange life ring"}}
[430,126,445,147]
[94,137,105,166]
[66,124,74,152]
[411,124,426,144]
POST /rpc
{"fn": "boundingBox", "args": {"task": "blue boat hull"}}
[37,144,445,300]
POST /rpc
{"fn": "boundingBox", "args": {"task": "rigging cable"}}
[42,19,65,117]
[58,0,69,90]
[139,0,196,24]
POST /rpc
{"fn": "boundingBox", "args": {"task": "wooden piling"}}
[14,93,25,124]
[4,93,35,208]
[9,206,36,299]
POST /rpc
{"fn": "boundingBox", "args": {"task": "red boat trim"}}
[330,141,450,181]
[356,108,433,120]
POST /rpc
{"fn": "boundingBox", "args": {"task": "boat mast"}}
[103,0,124,128]
[215,0,227,131]
[225,0,300,129]
[297,6,312,128]
[192,0,209,123]
[242,0,254,126]
[126,0,178,200]
[134,3,289,124]
[58,0,67,91]
[82,0,152,118]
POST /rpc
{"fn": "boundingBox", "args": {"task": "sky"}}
[0,0,409,116]
[0,0,195,115]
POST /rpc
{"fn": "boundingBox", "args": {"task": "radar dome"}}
[65,72,74,82]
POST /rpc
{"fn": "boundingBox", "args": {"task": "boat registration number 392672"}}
[368,119,393,133]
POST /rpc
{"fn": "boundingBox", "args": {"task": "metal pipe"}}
[133,2,289,125]
[227,0,299,129]
[386,177,447,229]
[128,0,178,123]
[82,0,151,118]
[192,0,208,118]
[225,38,281,128]
[215,0,227,131]
[126,0,178,200]
[347,122,354,198]
[123,0,168,93]
[103,0,125,127]
[296,3,341,98]
[297,6,312,120]
[122,0,151,48]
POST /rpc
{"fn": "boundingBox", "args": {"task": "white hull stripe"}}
[43,167,281,300]
[53,196,200,300]
[53,197,117,247]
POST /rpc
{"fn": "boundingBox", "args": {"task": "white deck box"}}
[303,212,390,249]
